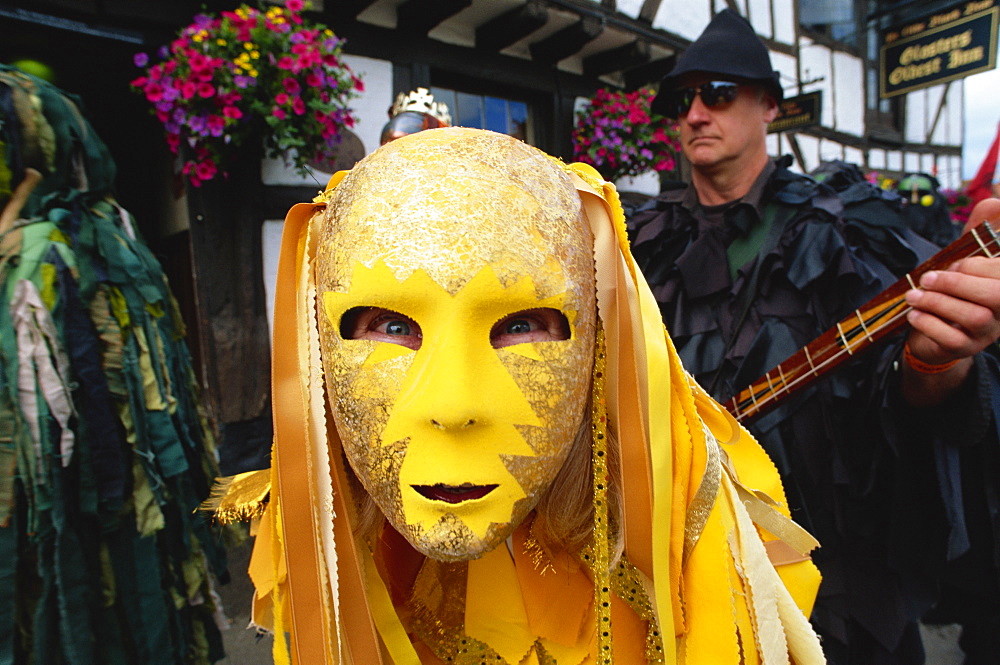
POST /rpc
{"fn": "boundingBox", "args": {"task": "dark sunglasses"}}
[660,81,742,119]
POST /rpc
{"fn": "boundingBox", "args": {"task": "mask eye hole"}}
[490,308,570,349]
[341,306,423,350]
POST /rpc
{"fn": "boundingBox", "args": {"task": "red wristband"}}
[903,342,960,374]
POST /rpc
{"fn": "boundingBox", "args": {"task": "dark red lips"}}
[412,484,498,504]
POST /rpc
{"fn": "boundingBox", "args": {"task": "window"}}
[431,87,530,142]
[800,0,860,47]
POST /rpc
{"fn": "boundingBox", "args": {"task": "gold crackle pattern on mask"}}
[315,128,597,561]
[321,261,590,559]
[317,129,589,300]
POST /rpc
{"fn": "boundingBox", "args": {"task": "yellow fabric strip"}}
[574,181,655,575]
[727,475,788,665]
[329,419,385,664]
[200,469,271,524]
[301,208,343,661]
[361,548,422,665]
[732,483,820,557]
[680,492,741,662]
[466,546,536,664]
[271,202,334,664]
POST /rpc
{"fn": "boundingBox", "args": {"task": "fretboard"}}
[723,218,1000,423]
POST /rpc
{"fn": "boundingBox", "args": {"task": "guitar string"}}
[731,228,1000,419]
[732,305,912,418]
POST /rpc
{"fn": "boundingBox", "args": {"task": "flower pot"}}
[614,171,660,196]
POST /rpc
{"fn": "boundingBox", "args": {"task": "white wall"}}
[799,39,833,131]
[614,0,644,19]
[796,133,821,172]
[819,138,844,163]
[262,219,284,338]
[772,0,796,45]
[831,51,864,134]
[653,0,712,41]
[845,146,865,166]
[771,51,798,100]
[747,0,772,39]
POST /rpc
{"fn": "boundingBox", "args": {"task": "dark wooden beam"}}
[583,39,650,78]
[638,0,664,23]
[623,54,676,89]
[529,15,604,65]
[475,0,549,52]
[396,0,473,36]
[327,0,383,23]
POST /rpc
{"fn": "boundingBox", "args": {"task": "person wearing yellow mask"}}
[210,127,826,664]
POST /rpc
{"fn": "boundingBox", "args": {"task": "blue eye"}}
[490,308,570,349]
[341,307,423,350]
[384,320,411,336]
[505,319,534,335]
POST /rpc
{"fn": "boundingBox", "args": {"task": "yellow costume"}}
[212,128,826,664]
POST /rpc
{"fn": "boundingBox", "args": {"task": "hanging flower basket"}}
[941,187,973,226]
[131,0,364,187]
[571,87,680,183]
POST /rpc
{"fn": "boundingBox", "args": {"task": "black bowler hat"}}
[652,9,783,115]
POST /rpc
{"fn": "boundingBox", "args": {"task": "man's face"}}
[675,76,778,172]
[315,129,596,561]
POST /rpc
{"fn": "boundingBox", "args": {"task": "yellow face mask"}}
[316,129,597,560]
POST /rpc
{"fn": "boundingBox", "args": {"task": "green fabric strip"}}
[0,510,17,665]
[726,204,775,280]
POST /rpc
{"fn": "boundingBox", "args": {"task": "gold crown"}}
[390,87,452,126]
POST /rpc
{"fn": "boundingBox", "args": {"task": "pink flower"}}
[206,115,226,135]
[195,159,217,181]
[275,92,289,105]
[273,107,287,120]
[198,83,215,98]
[286,0,304,10]
[282,77,301,94]
[143,82,164,102]
[223,106,242,119]
[181,81,197,99]
[628,108,649,124]
[292,97,305,115]
[277,56,295,70]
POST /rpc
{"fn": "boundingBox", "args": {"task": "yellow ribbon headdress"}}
[217,128,825,664]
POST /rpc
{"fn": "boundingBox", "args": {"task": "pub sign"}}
[880,0,999,98]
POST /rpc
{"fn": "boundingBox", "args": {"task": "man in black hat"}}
[628,9,1000,665]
